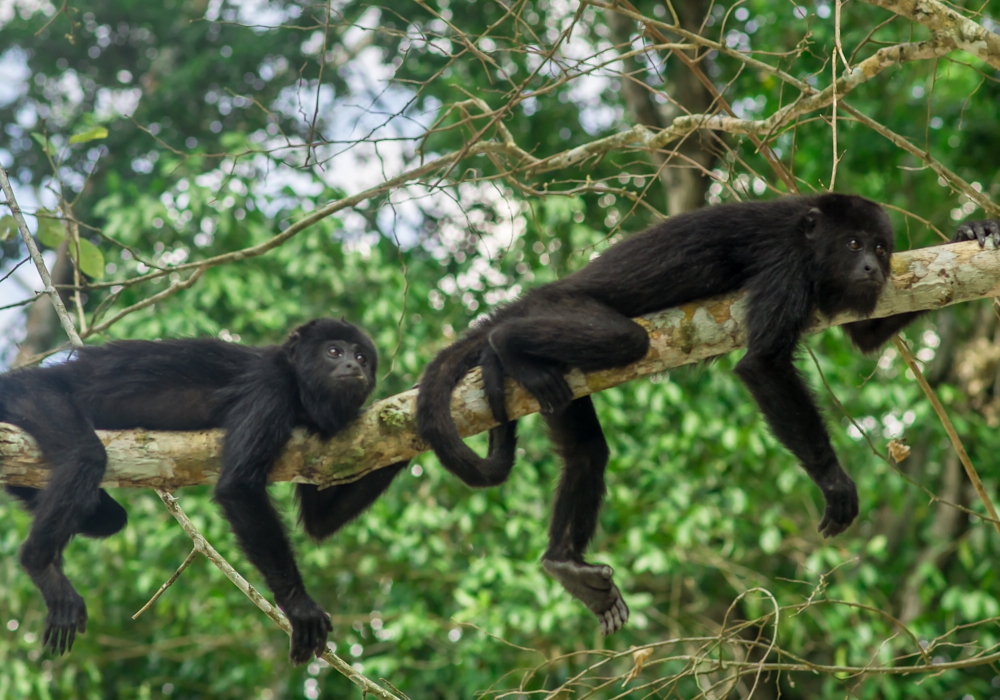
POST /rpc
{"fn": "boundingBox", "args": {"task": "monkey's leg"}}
[734,352,858,537]
[76,490,128,538]
[297,461,408,540]
[540,396,629,635]
[6,486,126,538]
[215,409,331,665]
[7,394,109,655]
[489,297,649,413]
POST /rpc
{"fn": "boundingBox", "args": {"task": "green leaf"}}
[68,237,105,279]
[69,126,109,144]
[0,215,16,241]
[30,132,54,154]
[35,211,65,247]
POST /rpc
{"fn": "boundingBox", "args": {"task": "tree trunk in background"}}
[13,242,73,367]
[607,1,715,215]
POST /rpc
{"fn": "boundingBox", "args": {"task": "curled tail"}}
[416,329,517,487]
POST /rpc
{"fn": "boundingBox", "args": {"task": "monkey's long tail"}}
[416,330,517,488]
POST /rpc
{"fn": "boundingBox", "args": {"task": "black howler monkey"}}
[417,193,999,635]
[1,318,406,663]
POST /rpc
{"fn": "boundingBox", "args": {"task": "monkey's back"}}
[0,339,271,432]
[551,196,824,318]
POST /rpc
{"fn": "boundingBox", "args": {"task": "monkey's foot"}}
[817,469,859,538]
[280,595,333,665]
[542,558,630,635]
[37,573,87,655]
[518,365,574,414]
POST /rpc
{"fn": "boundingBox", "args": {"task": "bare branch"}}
[860,0,1000,70]
[0,165,82,348]
[155,491,402,700]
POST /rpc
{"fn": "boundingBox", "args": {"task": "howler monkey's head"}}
[285,318,379,436]
[805,193,894,318]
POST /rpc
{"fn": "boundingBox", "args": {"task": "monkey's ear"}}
[286,330,302,359]
[802,207,822,237]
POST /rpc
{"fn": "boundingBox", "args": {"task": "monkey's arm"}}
[841,313,922,353]
[844,220,1000,353]
[296,462,408,541]
[734,353,859,537]
[214,378,331,664]
[734,272,858,538]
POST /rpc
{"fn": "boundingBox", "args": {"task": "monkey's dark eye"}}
[847,239,863,252]
[355,353,367,365]
[875,244,887,257]
[327,346,343,358]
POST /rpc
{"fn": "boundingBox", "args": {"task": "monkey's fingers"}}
[817,499,858,538]
[988,220,1000,248]
[288,625,313,665]
[817,477,859,538]
[286,601,332,665]
[314,614,333,659]
[956,220,1000,248]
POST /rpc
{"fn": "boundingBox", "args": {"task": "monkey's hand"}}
[281,595,333,664]
[954,220,1000,248]
[816,468,859,538]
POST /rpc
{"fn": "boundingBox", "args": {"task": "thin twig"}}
[0,165,82,347]
[892,335,1000,537]
[132,548,200,619]
[154,490,402,700]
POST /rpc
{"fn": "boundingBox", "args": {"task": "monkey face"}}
[320,339,376,388]
[810,195,895,316]
[287,319,378,380]
[286,319,380,436]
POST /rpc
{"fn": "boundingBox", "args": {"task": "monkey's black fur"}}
[417,193,999,635]
[1,318,406,663]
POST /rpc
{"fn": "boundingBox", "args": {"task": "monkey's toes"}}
[43,600,87,655]
[600,596,630,636]
[542,558,631,635]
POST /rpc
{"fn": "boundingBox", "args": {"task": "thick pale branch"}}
[860,0,1000,71]
[2,240,998,490]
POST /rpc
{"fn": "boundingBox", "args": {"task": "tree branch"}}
[2,240,999,489]
[860,0,1000,71]
[0,165,82,348]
